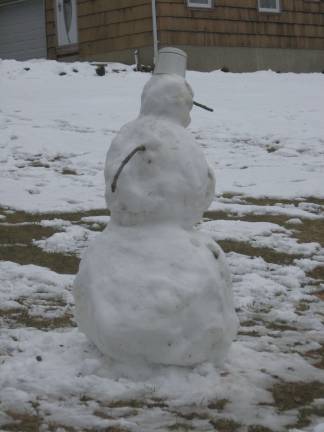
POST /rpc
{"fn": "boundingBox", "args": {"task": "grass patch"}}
[240,197,304,207]
[295,301,311,313]
[101,428,130,432]
[271,381,324,411]
[217,239,301,265]
[105,398,167,410]
[248,426,274,432]
[264,321,298,332]
[61,167,78,175]
[203,210,290,229]
[2,412,41,432]
[29,160,50,168]
[107,400,146,409]
[204,198,324,251]
[0,244,79,274]
[0,307,75,330]
[290,404,324,429]
[0,207,109,273]
[172,411,209,421]
[307,265,324,282]
[168,423,192,431]
[304,345,324,369]
[0,223,57,244]
[207,399,229,411]
[292,219,324,248]
[240,319,260,327]
[209,418,241,431]
[236,195,324,208]
[0,207,109,224]
[204,210,238,221]
[238,330,261,337]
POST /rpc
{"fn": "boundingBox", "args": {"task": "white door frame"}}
[55,0,78,47]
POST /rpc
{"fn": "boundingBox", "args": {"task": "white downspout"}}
[151,0,158,66]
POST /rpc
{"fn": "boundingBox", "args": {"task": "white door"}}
[0,0,46,60]
[55,0,78,47]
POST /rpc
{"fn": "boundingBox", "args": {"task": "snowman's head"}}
[140,74,193,127]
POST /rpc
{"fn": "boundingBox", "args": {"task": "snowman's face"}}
[140,75,194,127]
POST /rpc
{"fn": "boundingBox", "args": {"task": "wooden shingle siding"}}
[161,31,324,50]
[78,5,152,29]
[157,0,324,50]
[81,32,153,56]
[78,0,150,16]
[46,0,152,59]
[79,18,152,43]
[44,0,324,69]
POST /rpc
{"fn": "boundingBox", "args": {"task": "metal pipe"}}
[151,0,158,66]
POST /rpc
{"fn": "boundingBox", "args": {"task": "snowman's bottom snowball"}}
[73,223,238,367]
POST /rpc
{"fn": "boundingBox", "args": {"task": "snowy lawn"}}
[0,60,324,432]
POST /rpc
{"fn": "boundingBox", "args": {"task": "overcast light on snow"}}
[0,60,323,213]
[0,59,324,432]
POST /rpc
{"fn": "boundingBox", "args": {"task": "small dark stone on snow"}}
[24,67,30,71]
[59,72,67,76]
[72,68,79,73]
[96,65,106,76]
[36,355,42,362]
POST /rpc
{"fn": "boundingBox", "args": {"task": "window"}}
[187,0,213,8]
[258,0,280,12]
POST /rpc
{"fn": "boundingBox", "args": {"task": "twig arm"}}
[193,101,214,112]
[111,145,146,193]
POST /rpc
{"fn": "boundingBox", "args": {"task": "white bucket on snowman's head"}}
[154,47,187,77]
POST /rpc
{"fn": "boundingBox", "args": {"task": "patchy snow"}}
[81,215,110,224]
[1,60,324,213]
[208,199,324,220]
[0,59,324,432]
[34,224,96,256]
[1,253,323,431]
[201,219,322,257]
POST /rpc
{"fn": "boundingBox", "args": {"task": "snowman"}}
[73,48,238,367]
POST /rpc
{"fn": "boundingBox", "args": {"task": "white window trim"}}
[187,0,213,9]
[258,0,281,13]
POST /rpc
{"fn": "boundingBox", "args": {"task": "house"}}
[1,0,324,72]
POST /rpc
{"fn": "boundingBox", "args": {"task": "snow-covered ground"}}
[1,60,323,212]
[0,59,324,432]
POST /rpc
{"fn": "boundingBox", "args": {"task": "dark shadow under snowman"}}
[73,48,238,368]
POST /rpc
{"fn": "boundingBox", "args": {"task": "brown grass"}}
[0,207,109,274]
[0,244,80,274]
[218,239,301,265]
[0,307,75,330]
[271,381,324,411]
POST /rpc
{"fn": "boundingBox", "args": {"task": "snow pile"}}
[74,224,238,366]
